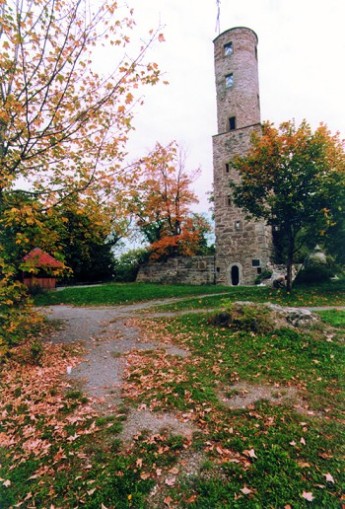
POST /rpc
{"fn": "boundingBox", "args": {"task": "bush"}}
[295,262,335,284]
[255,269,272,285]
[114,248,149,282]
[0,280,42,357]
[208,302,275,334]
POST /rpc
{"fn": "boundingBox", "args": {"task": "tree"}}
[1,190,125,281]
[0,0,161,197]
[0,0,163,352]
[114,247,149,282]
[0,0,162,271]
[130,142,211,260]
[55,197,121,282]
[231,120,345,291]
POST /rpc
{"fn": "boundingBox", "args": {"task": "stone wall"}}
[136,256,216,285]
[213,125,272,285]
[213,27,260,133]
[213,27,272,286]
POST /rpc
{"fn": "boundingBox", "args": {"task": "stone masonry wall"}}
[213,126,272,285]
[136,256,215,285]
[213,27,272,285]
[214,27,260,133]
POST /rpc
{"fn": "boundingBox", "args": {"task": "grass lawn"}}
[33,279,345,308]
[33,282,230,306]
[121,311,344,508]
[152,279,345,312]
[1,283,344,508]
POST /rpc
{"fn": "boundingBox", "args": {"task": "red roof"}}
[23,248,64,268]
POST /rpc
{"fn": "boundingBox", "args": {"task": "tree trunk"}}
[286,227,295,292]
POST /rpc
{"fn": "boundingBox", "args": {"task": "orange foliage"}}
[131,142,210,259]
[0,0,163,217]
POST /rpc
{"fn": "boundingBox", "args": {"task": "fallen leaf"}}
[186,494,197,503]
[324,473,335,483]
[318,451,333,459]
[240,486,252,495]
[169,466,179,475]
[297,461,311,468]
[158,33,165,42]
[284,505,292,509]
[3,480,11,487]
[165,476,176,486]
[300,437,306,445]
[244,448,257,459]
[87,488,96,496]
[136,458,143,469]
[140,472,150,480]
[301,491,314,502]
[164,496,173,506]
[66,433,79,442]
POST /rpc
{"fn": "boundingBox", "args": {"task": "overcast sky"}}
[125,0,345,212]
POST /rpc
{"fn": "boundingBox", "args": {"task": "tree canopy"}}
[0,0,163,351]
[0,0,161,201]
[130,142,211,260]
[231,120,345,290]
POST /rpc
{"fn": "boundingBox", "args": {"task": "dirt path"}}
[40,298,207,449]
[42,302,190,411]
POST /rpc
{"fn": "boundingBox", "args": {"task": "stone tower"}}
[213,27,271,285]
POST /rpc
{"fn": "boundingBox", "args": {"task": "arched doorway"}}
[230,265,240,286]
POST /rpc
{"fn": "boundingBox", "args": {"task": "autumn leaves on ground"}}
[1,282,344,508]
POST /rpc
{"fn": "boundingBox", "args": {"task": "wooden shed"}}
[22,248,64,289]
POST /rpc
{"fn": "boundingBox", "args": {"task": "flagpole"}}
[215,0,221,34]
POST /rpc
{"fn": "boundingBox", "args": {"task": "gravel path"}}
[41,302,190,412]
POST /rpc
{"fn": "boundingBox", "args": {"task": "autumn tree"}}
[0,0,162,265]
[0,0,163,351]
[231,120,345,291]
[131,142,211,260]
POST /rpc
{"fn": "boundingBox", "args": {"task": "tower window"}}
[227,195,232,206]
[225,162,230,173]
[225,73,234,88]
[252,259,261,267]
[234,220,242,231]
[224,42,233,56]
[229,116,236,130]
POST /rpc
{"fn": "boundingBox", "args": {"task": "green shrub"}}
[114,248,149,282]
[255,269,272,285]
[208,302,275,334]
[0,280,41,357]
[296,262,334,284]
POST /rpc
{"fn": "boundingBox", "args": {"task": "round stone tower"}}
[212,27,271,286]
[214,27,260,132]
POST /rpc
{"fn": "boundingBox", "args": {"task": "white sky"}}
[125,0,345,212]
